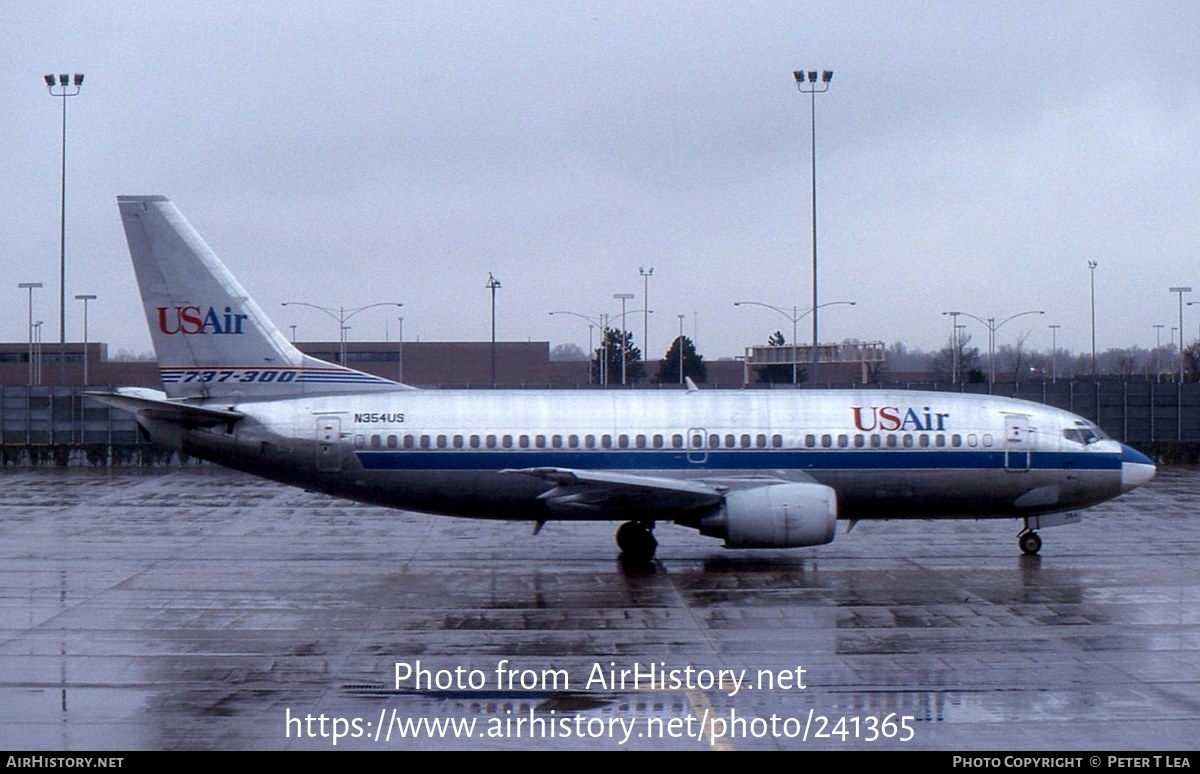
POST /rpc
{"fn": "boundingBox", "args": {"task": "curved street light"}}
[947,309,1044,386]
[281,301,402,366]
[549,308,651,386]
[734,299,856,384]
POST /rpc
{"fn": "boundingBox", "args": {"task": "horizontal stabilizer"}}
[85,388,244,428]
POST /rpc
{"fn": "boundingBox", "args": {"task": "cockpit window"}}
[1063,421,1106,445]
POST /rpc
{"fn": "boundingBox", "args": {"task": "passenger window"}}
[919,434,929,448]
[886,435,898,448]
[619,434,630,449]
[519,435,530,449]
[709,434,720,449]
[672,434,684,449]
[370,434,382,449]
[756,434,766,448]
[982,434,993,447]
[902,434,913,448]
[486,434,497,449]
[771,434,782,448]
[951,434,961,447]
[967,434,977,448]
[469,435,480,449]
[453,435,464,449]
[837,434,848,448]
[853,434,865,448]
[653,434,664,448]
[354,435,365,449]
[691,433,703,448]
[805,434,816,448]
[935,434,946,448]
[585,435,596,449]
[821,434,832,448]
[552,435,563,448]
[420,435,431,449]
[535,435,546,449]
[870,434,881,448]
[636,434,647,449]
[502,435,513,448]
[740,434,751,448]
[602,435,612,448]
[568,434,579,448]
[387,435,398,449]
[404,434,415,449]
[437,435,448,449]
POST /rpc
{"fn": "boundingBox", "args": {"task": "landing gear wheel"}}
[615,521,657,562]
[1019,530,1042,555]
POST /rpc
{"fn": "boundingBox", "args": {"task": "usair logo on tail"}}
[157,305,248,335]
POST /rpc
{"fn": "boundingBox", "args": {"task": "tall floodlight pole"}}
[1048,324,1061,384]
[75,294,96,384]
[486,273,501,387]
[19,283,43,385]
[45,73,84,384]
[1088,261,1098,375]
[794,69,833,384]
[613,293,634,385]
[1170,287,1192,383]
[639,267,653,367]
[281,301,402,365]
[33,321,44,384]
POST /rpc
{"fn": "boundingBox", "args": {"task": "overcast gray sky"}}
[3,1,1198,365]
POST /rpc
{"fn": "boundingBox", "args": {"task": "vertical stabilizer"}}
[117,195,403,399]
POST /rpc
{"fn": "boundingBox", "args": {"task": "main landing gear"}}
[615,520,657,563]
[1018,529,1043,555]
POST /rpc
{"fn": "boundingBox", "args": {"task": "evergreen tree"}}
[655,335,707,384]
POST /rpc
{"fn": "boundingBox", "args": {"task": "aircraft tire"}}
[616,521,657,562]
[1019,531,1042,555]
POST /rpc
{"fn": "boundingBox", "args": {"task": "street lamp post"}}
[1088,261,1098,375]
[550,308,648,387]
[397,317,404,384]
[33,321,44,385]
[639,267,653,364]
[1169,287,1192,383]
[486,273,501,387]
[45,73,84,384]
[280,301,402,366]
[1153,324,1165,381]
[1048,324,1061,384]
[794,69,833,384]
[18,282,43,386]
[613,293,634,385]
[947,309,1044,387]
[75,294,96,384]
[942,311,963,384]
[677,314,685,385]
[734,300,856,385]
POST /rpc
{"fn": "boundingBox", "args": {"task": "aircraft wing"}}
[501,467,726,516]
[85,388,244,428]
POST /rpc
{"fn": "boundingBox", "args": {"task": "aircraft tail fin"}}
[117,195,407,400]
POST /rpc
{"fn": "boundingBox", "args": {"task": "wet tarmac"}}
[0,465,1195,751]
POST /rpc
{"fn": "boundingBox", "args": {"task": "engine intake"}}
[700,482,837,548]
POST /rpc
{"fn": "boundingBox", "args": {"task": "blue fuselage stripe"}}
[354,449,1121,472]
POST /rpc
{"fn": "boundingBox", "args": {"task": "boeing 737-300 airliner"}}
[90,196,1157,562]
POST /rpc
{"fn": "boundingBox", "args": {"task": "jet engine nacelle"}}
[700,482,838,548]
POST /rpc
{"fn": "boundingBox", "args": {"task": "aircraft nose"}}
[1119,444,1156,493]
